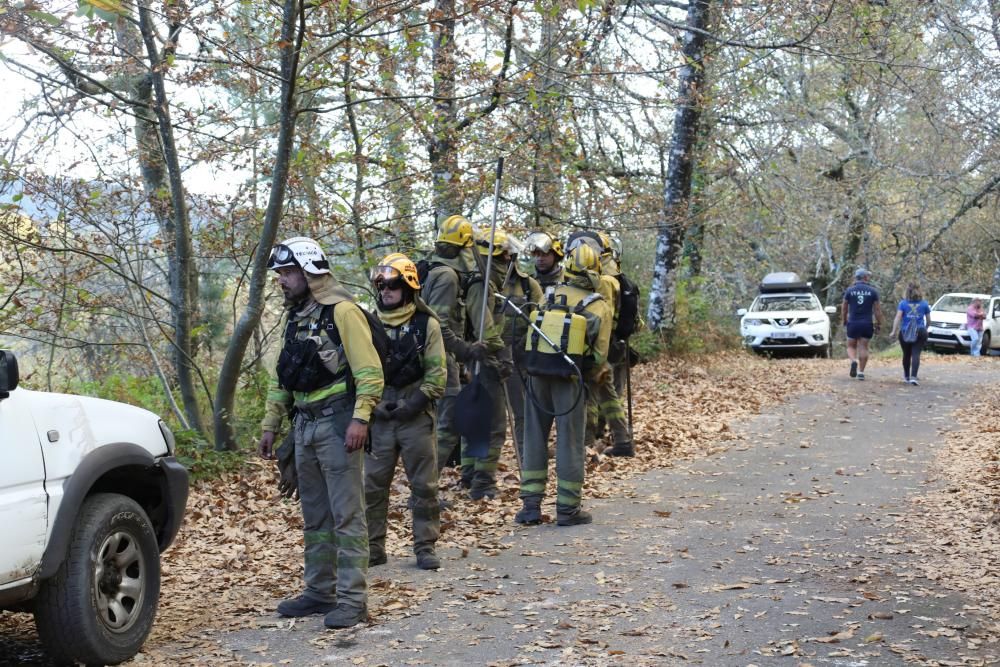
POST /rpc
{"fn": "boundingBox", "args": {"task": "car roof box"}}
[759,272,812,294]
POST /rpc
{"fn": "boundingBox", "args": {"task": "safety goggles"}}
[370,265,404,291]
[524,232,553,254]
[267,244,296,269]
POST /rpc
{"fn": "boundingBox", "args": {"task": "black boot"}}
[607,440,634,457]
[515,497,542,525]
[557,508,593,526]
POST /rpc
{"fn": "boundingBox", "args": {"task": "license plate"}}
[771,332,797,339]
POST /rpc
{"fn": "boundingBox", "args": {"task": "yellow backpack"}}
[523,292,603,377]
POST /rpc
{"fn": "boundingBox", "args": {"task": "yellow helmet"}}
[524,231,565,258]
[370,252,420,291]
[476,228,509,256]
[566,230,604,255]
[437,215,474,247]
[563,243,600,275]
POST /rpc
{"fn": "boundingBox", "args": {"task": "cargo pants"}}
[294,397,368,612]
[459,364,507,498]
[366,388,440,559]
[519,375,587,514]
[435,353,461,470]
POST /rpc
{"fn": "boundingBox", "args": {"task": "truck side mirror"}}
[824,306,837,314]
[0,350,19,398]
[736,308,748,317]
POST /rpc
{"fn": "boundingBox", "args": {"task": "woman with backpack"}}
[888,283,931,385]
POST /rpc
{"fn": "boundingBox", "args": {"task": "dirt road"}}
[2,355,997,665]
[213,357,1000,666]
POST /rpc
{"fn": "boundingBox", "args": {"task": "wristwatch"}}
[352,417,368,426]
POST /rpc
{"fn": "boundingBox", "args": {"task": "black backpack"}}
[615,272,641,340]
[318,303,392,392]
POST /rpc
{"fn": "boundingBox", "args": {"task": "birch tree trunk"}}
[646,0,710,333]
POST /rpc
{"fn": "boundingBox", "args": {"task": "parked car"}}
[0,350,189,665]
[926,292,1000,355]
[738,272,837,357]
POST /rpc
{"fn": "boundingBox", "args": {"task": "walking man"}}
[258,236,384,629]
[842,268,882,381]
[366,253,447,570]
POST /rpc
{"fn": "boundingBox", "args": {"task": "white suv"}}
[926,293,1000,355]
[738,273,837,357]
[0,350,189,665]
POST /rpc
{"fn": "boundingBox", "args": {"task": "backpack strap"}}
[573,292,604,314]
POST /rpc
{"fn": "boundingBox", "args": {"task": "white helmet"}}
[267,236,331,275]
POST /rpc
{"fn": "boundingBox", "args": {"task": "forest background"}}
[0,0,998,461]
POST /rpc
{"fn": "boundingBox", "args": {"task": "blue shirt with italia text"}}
[843,281,880,324]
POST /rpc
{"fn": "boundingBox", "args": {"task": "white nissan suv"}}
[738,273,837,357]
[0,349,189,665]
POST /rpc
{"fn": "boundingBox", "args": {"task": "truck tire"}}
[34,493,160,666]
[980,331,991,356]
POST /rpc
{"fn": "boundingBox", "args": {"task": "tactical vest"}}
[275,306,345,392]
[384,311,431,388]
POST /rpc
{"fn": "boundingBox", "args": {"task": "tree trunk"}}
[213,0,304,451]
[646,0,711,333]
[135,3,205,435]
[531,12,563,228]
[430,0,460,224]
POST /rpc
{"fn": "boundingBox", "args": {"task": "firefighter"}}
[366,253,448,570]
[475,228,538,462]
[524,231,565,292]
[422,215,505,499]
[480,230,543,461]
[516,243,612,526]
[258,236,383,629]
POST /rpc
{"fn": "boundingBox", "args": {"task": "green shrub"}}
[173,428,247,481]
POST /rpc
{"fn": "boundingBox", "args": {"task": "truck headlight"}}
[159,420,176,456]
[807,317,825,324]
[745,319,762,327]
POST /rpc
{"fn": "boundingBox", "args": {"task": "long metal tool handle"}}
[501,382,523,474]
[475,157,504,347]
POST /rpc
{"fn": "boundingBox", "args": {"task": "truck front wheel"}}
[34,493,160,665]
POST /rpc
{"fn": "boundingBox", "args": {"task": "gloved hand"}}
[275,431,298,500]
[465,340,489,364]
[374,401,396,421]
[391,392,430,422]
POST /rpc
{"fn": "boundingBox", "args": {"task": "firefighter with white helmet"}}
[258,236,383,629]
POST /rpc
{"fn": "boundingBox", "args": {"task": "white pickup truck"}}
[0,349,189,665]
[926,293,1000,355]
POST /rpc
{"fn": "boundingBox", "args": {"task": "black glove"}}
[391,392,430,422]
[374,401,396,421]
[465,340,489,364]
[275,431,298,500]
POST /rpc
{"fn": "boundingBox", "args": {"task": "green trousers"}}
[585,366,630,448]
[366,397,439,557]
[294,400,367,611]
[435,353,461,471]
[519,375,587,513]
